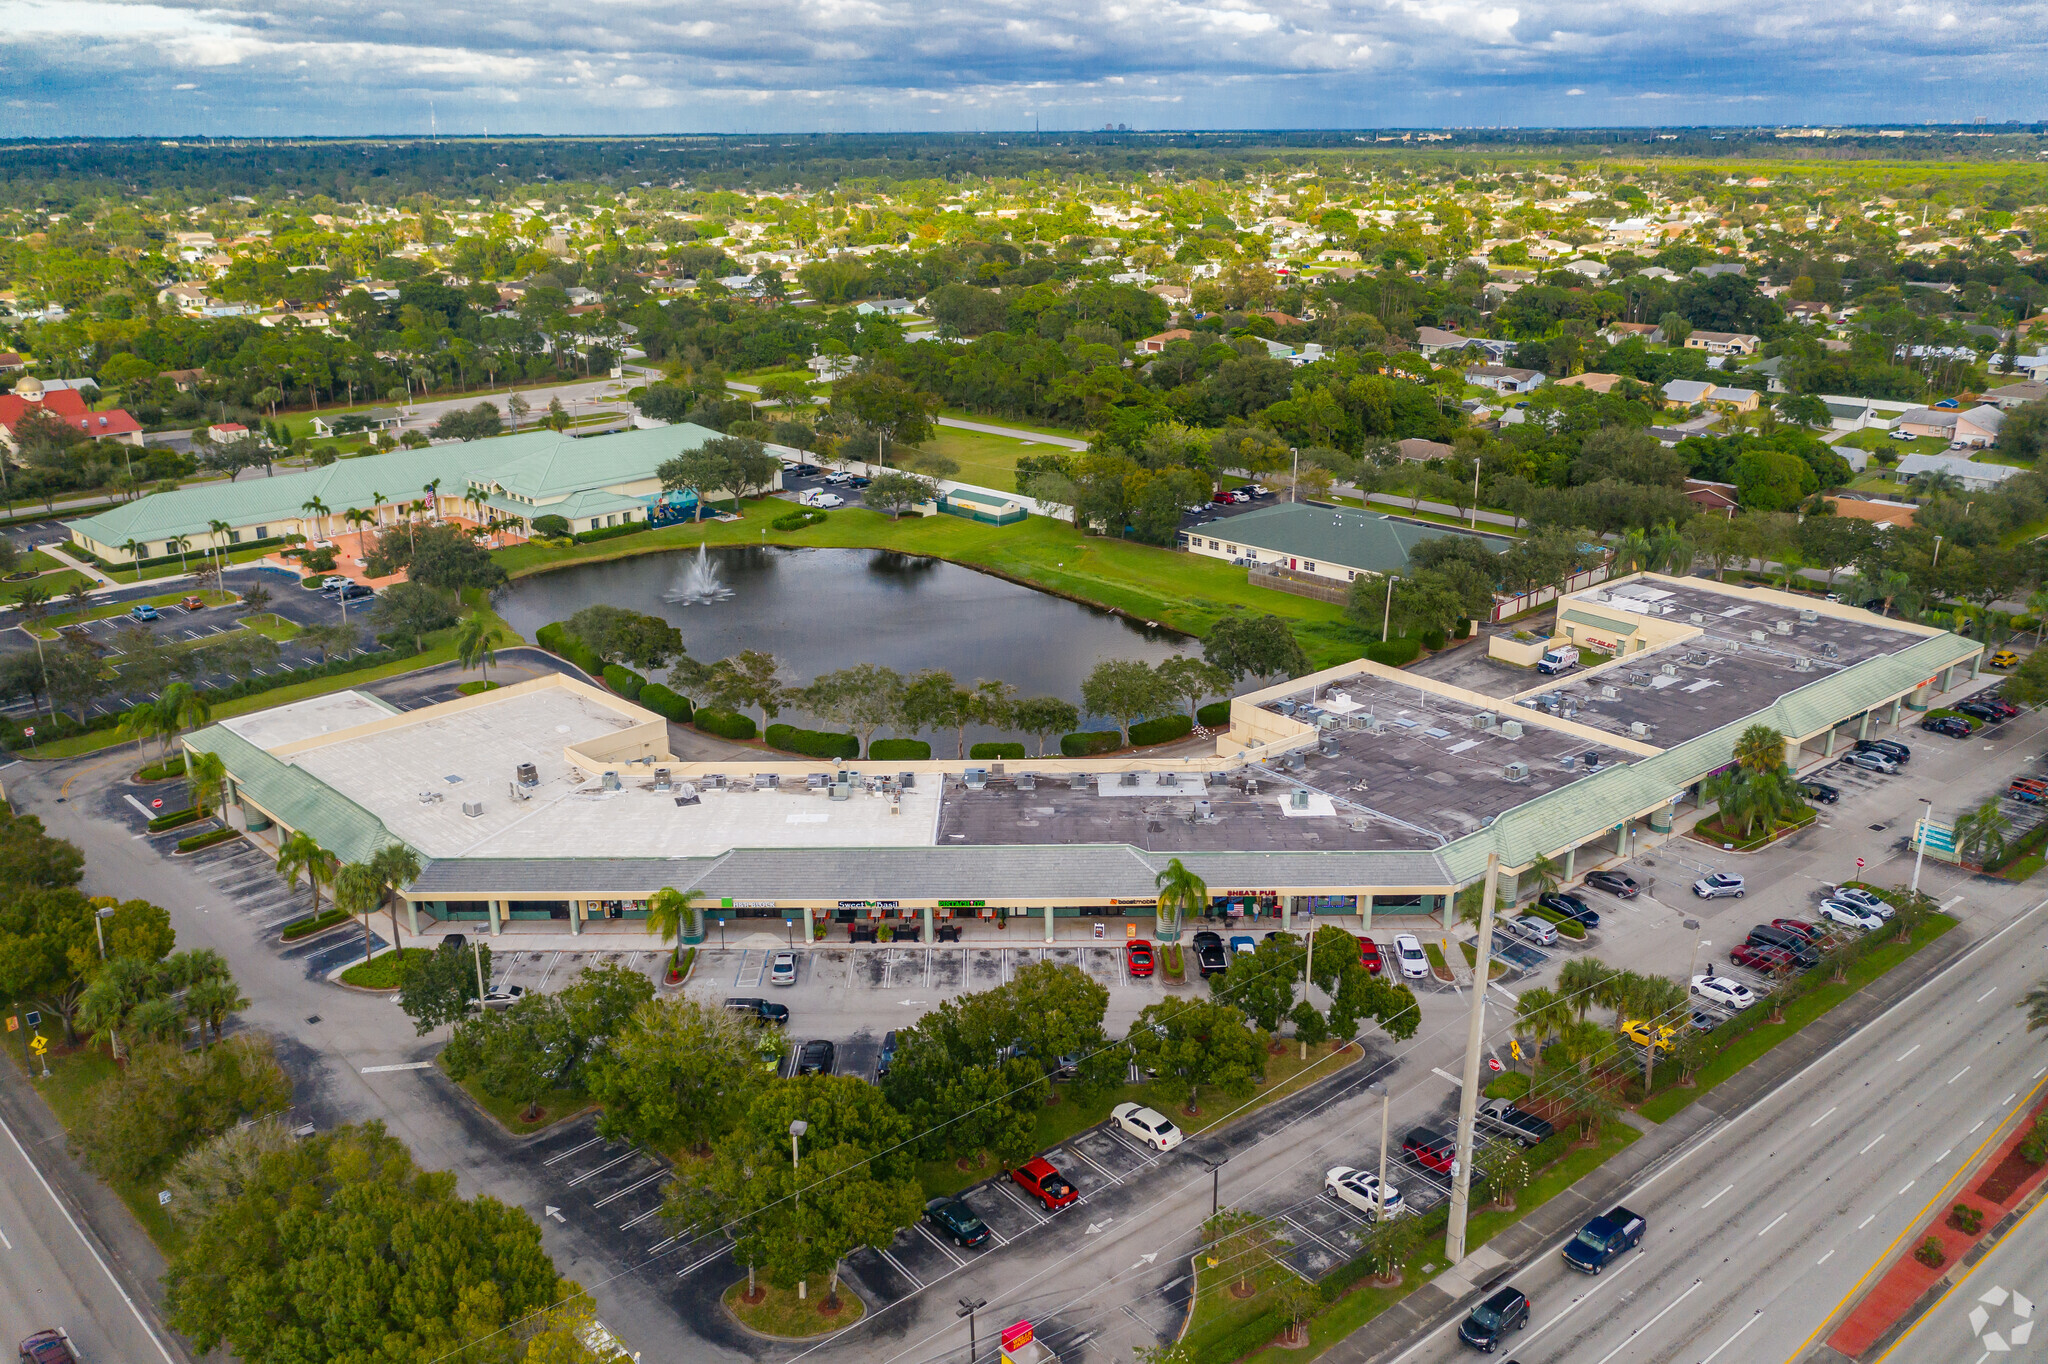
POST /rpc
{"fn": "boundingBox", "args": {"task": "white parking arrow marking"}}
[1086,1219,1114,1234]
[1133,1252,1157,1267]
[544,1206,566,1223]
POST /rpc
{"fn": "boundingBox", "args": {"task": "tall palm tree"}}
[1955,798,2012,868]
[156,682,212,757]
[13,582,53,720]
[455,610,503,685]
[276,832,337,918]
[423,479,443,521]
[1526,852,1562,900]
[119,539,146,580]
[186,749,228,824]
[645,885,702,953]
[168,535,191,573]
[1153,856,1209,945]
[343,507,374,544]
[207,519,234,586]
[369,843,423,950]
[1731,723,1787,777]
[117,699,164,757]
[334,861,385,963]
[1513,985,1573,1065]
[184,975,249,1047]
[2024,980,2048,1034]
[1556,956,1614,1021]
[301,496,331,540]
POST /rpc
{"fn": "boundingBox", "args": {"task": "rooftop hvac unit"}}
[1690,612,1705,624]
[1244,777,1261,795]
[1320,739,1340,758]
[1194,799,1213,820]
[1070,772,1090,790]
[515,762,539,787]
[1541,691,1562,711]
[507,781,530,802]
[756,773,779,789]
[1796,656,1813,672]
[462,800,484,818]
[1016,773,1036,791]
[601,771,621,792]
[654,768,671,791]
[1503,760,1530,783]
[1156,771,1177,787]
[806,772,830,789]
[1360,714,1381,732]
[1630,721,1650,737]
[1290,788,1311,810]
[966,769,989,790]
[1478,712,1497,730]
[1285,751,1307,771]
[899,771,917,789]
[1276,700,1298,716]
[1799,609,1819,624]
[1330,690,1351,707]
[1562,702,1579,718]
[1661,663,1678,677]
[1319,714,1341,730]
[829,780,850,801]
[1583,751,1602,771]
[1601,685,1619,699]
[1750,629,1768,643]
[1821,642,1840,660]
[1499,720,1524,739]
[708,774,727,790]
[1119,770,1140,787]
[1774,619,1794,635]
[990,763,1005,778]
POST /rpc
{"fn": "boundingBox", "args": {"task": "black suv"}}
[1458,1285,1530,1351]
[795,1039,836,1076]
[1746,924,1820,969]
[877,1029,897,1079]
[1583,869,1638,898]
[1855,738,1911,762]
[1956,700,2005,723]
[723,997,789,1025]
[1798,778,1841,803]
[1920,716,1972,739]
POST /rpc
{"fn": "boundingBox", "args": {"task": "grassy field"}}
[904,425,1045,492]
[723,1280,866,1338]
[937,408,1086,440]
[497,498,1368,667]
[0,569,92,607]
[6,1043,186,1252]
[238,611,303,641]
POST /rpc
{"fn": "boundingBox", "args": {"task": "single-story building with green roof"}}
[66,421,748,565]
[1177,502,1511,586]
[932,487,1028,527]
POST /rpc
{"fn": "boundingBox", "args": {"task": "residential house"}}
[1415,326,1474,358]
[1683,480,1741,517]
[207,422,254,443]
[1709,386,1761,413]
[807,353,857,381]
[159,283,211,312]
[0,353,24,374]
[1692,263,1747,278]
[0,382,143,450]
[1563,259,1610,280]
[160,368,205,392]
[308,408,404,438]
[1788,301,1832,324]
[1894,453,2019,492]
[1826,497,1917,529]
[1984,381,2048,411]
[1177,502,1510,586]
[1147,284,1192,307]
[1555,372,1625,394]
[1601,322,1661,344]
[1661,379,1717,408]
[1137,328,1194,355]
[1683,331,1761,357]
[1464,364,1546,395]
[1395,438,1455,463]
[855,298,916,316]
[1953,405,2006,447]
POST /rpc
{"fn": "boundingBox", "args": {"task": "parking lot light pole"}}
[791,1120,808,1299]
[1200,1157,1224,1217]
[1370,1079,1391,1223]
[1446,851,1501,1265]
[1686,938,1711,984]
[958,1297,987,1364]
[1911,797,1933,897]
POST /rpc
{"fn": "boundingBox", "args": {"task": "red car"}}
[1402,1126,1456,1174]
[1770,918,1827,946]
[1357,937,1384,975]
[1730,942,1795,973]
[1011,1157,1079,1211]
[1126,939,1154,978]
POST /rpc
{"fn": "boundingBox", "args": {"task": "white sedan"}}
[1691,974,1757,1010]
[1393,932,1430,980]
[1112,1102,1184,1152]
[769,951,799,985]
[1819,899,1885,931]
[1324,1166,1403,1220]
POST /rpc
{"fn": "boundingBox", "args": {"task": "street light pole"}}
[1382,575,1396,643]
[1911,797,1933,897]
[1446,851,1501,1264]
[1200,1157,1224,1217]
[957,1297,987,1364]
[791,1119,809,1299]
[1370,1079,1391,1223]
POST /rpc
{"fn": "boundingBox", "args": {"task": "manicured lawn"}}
[904,426,1043,492]
[0,569,92,607]
[5,1043,186,1252]
[937,408,1086,440]
[338,944,424,988]
[457,679,501,695]
[237,611,303,641]
[19,550,63,572]
[435,1054,591,1134]
[496,499,1368,667]
[1640,912,1957,1123]
[722,1280,865,1337]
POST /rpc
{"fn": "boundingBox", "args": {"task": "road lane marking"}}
[1702,1184,1734,1208]
[1758,1212,1789,1237]
[1809,1106,1838,1128]
[1897,1044,1920,1062]
[1970,1118,1986,1134]
[1586,1279,1702,1364]
[1858,1215,1876,1229]
[1940,1149,1953,1162]
[1949,1065,1971,1085]
[1523,1254,1643,1348]
[1860,1133,1887,1155]
[1702,1312,1763,1364]
[1898,1180,1916,1196]
[360,1061,434,1073]
[1979,987,1998,1002]
[2003,1093,2016,1106]
[1430,1066,1461,1085]
[1818,1248,1835,1265]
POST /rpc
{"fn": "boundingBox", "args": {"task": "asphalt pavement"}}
[1874,1195,2048,1363]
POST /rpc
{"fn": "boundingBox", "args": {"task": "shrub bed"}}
[175,827,240,854]
[1366,637,1422,666]
[871,738,932,761]
[636,683,693,723]
[573,522,650,545]
[602,663,646,700]
[280,907,352,941]
[765,724,859,760]
[1060,730,1122,757]
[135,754,187,781]
[1420,627,1447,651]
[694,708,757,741]
[146,807,205,833]
[1197,700,1231,728]
[772,509,829,531]
[968,742,1026,760]
[1128,713,1194,747]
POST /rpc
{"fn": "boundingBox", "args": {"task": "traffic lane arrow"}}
[1133,1252,1157,1267]
[544,1206,565,1223]
[1086,1218,1114,1234]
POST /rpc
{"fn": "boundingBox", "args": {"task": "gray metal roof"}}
[1206,503,1510,576]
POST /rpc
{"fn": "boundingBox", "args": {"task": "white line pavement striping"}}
[1757,1211,1788,1237]
[1699,1311,1763,1364]
[1861,1132,1887,1155]
[360,1061,434,1072]
[1702,1184,1734,1208]
[1809,1106,1837,1128]
[1587,1279,1702,1364]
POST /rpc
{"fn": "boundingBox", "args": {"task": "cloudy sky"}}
[2,0,2043,136]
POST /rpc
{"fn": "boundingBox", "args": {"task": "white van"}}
[1538,647,1577,675]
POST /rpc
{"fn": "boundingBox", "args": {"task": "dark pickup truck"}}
[1478,1097,1555,1148]
[1562,1205,1646,1274]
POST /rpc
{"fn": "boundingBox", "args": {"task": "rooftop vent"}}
[461,800,484,818]
[1601,685,1619,699]
[899,772,916,789]
[1774,619,1794,635]
[515,762,539,787]
[1750,629,1768,644]
[1320,738,1340,757]
[1630,721,1650,738]
[1290,788,1311,810]
[1661,663,1678,677]
[601,771,621,792]
[966,769,989,790]
[1285,751,1307,771]
[1821,642,1840,660]
[1194,799,1213,820]
[1118,770,1140,787]
[1503,760,1530,783]
[654,768,671,791]
[1799,608,1819,625]
[1690,611,1705,624]
[674,783,700,806]
[1796,656,1813,672]
[1499,720,1523,739]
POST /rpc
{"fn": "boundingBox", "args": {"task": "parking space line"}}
[535,952,565,992]
[544,1137,608,1166]
[1282,1215,1341,1255]
[992,1180,1049,1222]
[877,1247,923,1288]
[1063,1143,1126,1186]
[675,1245,725,1278]
[620,1205,666,1231]
[916,1223,969,1263]
[566,1152,640,1187]
[592,1170,667,1208]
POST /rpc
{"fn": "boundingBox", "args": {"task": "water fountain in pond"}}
[663,543,734,605]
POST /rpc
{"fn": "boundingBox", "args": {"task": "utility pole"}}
[1446,852,1500,1264]
[957,1297,987,1364]
[1370,1078,1391,1222]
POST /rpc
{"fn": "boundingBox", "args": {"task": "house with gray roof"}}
[1177,502,1509,586]
[1895,452,2019,491]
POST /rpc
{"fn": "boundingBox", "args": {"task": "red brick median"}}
[1828,1092,2048,1358]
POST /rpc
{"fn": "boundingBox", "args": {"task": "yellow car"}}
[1620,1019,1676,1053]
[1990,650,2020,669]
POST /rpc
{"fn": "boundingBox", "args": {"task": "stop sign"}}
[150,797,163,810]
[1856,857,1865,870]
[1487,1057,1503,1073]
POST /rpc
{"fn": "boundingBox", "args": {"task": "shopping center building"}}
[183,574,1985,945]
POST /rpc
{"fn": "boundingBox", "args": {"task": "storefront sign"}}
[836,900,900,911]
[937,900,987,908]
[721,899,778,909]
[1108,899,1155,906]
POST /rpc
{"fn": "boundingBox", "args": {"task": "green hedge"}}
[1366,637,1422,666]
[766,724,859,759]
[75,535,288,575]
[871,738,932,761]
[280,907,352,941]
[147,807,205,833]
[636,682,693,723]
[694,708,757,741]
[1128,714,1194,747]
[573,522,650,545]
[176,827,241,853]
[136,754,187,781]
[602,663,646,699]
[1197,700,1231,728]
[969,741,1025,760]
[1061,730,1123,756]
[772,509,829,531]
[1420,627,1447,651]
[536,619,604,676]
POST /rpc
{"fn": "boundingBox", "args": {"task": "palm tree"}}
[1732,723,1787,777]
[1914,468,1964,500]
[2024,980,2048,1034]
[1526,852,1562,900]
[13,582,53,719]
[1614,528,1654,575]
[156,682,211,757]
[301,496,331,540]
[206,519,234,586]
[119,539,147,581]
[423,479,443,520]
[168,535,191,574]
[1955,798,2012,868]
[240,582,272,617]
[1559,1017,1611,1077]
[1876,570,1912,619]
[1153,856,1209,945]
[276,832,337,918]
[1556,956,1614,1021]
[117,699,164,758]
[1513,985,1573,1065]
[343,507,374,545]
[184,975,249,1046]
[186,749,228,823]
[334,861,385,963]
[455,610,503,685]
[645,885,702,956]
[369,843,422,951]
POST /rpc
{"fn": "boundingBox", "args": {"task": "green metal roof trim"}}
[183,723,399,865]
[1562,609,1638,636]
[1212,503,1511,576]
[1439,631,1981,882]
[66,422,718,548]
[943,488,1016,509]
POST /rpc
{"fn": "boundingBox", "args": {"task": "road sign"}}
[4,1016,14,1033]
[158,1191,172,1206]
[1509,1039,1523,1061]
[29,1034,47,1056]
[1856,858,1865,870]
[22,727,32,738]
[1487,1057,1503,1073]
[23,1010,39,1028]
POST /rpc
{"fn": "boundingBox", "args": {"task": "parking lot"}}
[778,462,869,510]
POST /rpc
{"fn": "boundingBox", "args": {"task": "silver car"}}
[1508,914,1558,946]
[1692,873,1746,899]
[769,951,799,985]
